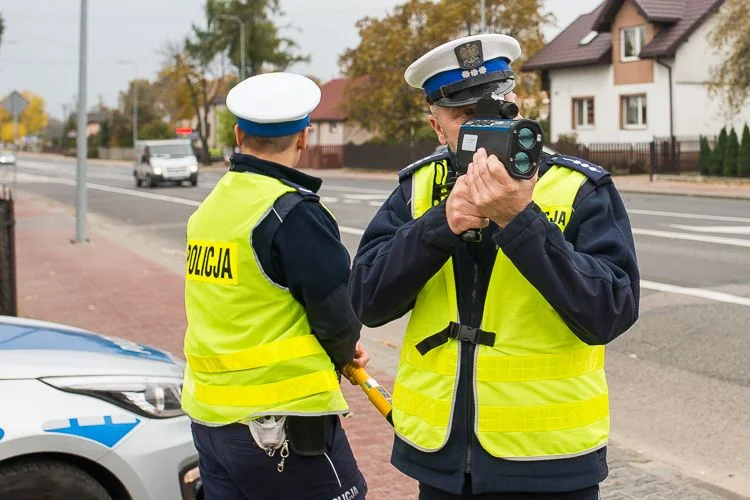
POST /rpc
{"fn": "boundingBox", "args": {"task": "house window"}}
[620,26,645,61]
[329,123,337,133]
[622,95,647,128]
[572,98,595,128]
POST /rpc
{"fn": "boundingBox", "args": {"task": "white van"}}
[134,139,199,187]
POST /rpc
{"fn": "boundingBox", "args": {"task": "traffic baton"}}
[343,364,393,426]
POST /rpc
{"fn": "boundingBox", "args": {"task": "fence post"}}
[648,140,654,182]
[0,188,17,316]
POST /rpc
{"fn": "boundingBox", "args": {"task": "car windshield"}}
[149,144,193,157]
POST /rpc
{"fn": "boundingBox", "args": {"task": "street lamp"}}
[118,59,138,149]
[214,14,245,80]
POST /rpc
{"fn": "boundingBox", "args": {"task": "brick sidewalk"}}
[12,193,740,500]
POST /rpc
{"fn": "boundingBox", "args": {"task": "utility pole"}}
[75,0,88,243]
[215,14,245,80]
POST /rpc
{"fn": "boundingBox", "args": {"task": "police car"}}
[0,316,202,500]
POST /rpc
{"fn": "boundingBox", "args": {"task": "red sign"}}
[175,127,193,135]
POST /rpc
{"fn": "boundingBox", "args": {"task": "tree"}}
[739,124,750,177]
[139,121,175,140]
[709,0,750,113]
[339,0,552,143]
[1,123,27,143]
[709,128,727,176]
[20,91,48,135]
[195,0,308,77]
[698,136,711,175]
[216,107,237,148]
[723,128,739,177]
[159,42,229,164]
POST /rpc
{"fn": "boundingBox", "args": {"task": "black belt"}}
[415,322,496,356]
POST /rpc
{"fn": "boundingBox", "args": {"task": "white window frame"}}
[620,26,645,62]
[573,97,595,129]
[622,95,647,129]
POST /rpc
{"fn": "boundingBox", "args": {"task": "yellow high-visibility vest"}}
[392,158,609,459]
[181,171,348,425]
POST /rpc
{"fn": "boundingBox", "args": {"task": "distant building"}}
[523,0,746,143]
[309,78,374,146]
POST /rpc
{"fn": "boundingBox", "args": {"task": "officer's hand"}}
[446,175,490,236]
[466,148,536,229]
[349,342,369,369]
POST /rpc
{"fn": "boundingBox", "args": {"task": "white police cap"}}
[226,72,321,137]
[405,34,522,107]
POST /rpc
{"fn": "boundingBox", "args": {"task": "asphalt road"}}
[4,155,750,498]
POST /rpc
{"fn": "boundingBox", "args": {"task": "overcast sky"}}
[0,0,601,121]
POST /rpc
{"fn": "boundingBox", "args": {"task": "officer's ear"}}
[297,127,309,150]
[428,109,448,146]
[234,124,244,148]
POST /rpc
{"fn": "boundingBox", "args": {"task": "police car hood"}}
[0,317,184,380]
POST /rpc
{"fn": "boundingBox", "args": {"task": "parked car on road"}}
[0,150,16,166]
[0,316,202,500]
[134,139,199,188]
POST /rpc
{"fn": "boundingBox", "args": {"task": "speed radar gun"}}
[343,364,393,426]
[454,90,545,242]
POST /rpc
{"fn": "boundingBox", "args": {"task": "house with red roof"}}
[308,78,374,147]
[523,0,747,144]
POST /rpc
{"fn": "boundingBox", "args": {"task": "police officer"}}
[349,34,640,499]
[182,72,368,500]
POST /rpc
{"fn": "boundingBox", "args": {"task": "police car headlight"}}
[152,167,163,176]
[42,375,184,419]
[189,164,198,173]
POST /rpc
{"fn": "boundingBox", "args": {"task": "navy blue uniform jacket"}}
[348,151,640,494]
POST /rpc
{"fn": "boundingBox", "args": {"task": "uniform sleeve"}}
[349,183,464,327]
[493,179,640,345]
[269,199,362,369]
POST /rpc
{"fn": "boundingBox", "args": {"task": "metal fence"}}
[551,136,715,176]
[300,136,715,174]
[344,142,439,170]
[0,187,17,316]
[298,145,346,169]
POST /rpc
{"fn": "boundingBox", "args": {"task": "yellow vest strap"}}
[476,347,605,382]
[393,381,452,428]
[478,393,609,433]
[186,335,326,373]
[192,370,341,407]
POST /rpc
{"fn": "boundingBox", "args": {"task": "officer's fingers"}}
[487,155,513,185]
[476,155,502,193]
[461,214,489,233]
[467,162,491,205]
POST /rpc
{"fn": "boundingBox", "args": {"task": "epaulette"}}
[544,154,610,184]
[279,179,320,201]
[397,148,451,181]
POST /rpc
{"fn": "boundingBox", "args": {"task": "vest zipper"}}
[464,259,479,475]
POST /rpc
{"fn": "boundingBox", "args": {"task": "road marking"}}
[633,228,750,248]
[341,193,389,200]
[16,173,201,207]
[339,226,365,236]
[668,224,750,235]
[322,185,392,195]
[629,208,750,224]
[641,280,750,307]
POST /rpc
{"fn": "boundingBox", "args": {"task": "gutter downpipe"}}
[655,57,674,180]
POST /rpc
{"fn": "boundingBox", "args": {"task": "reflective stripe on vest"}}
[181,171,348,425]
[392,161,610,459]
